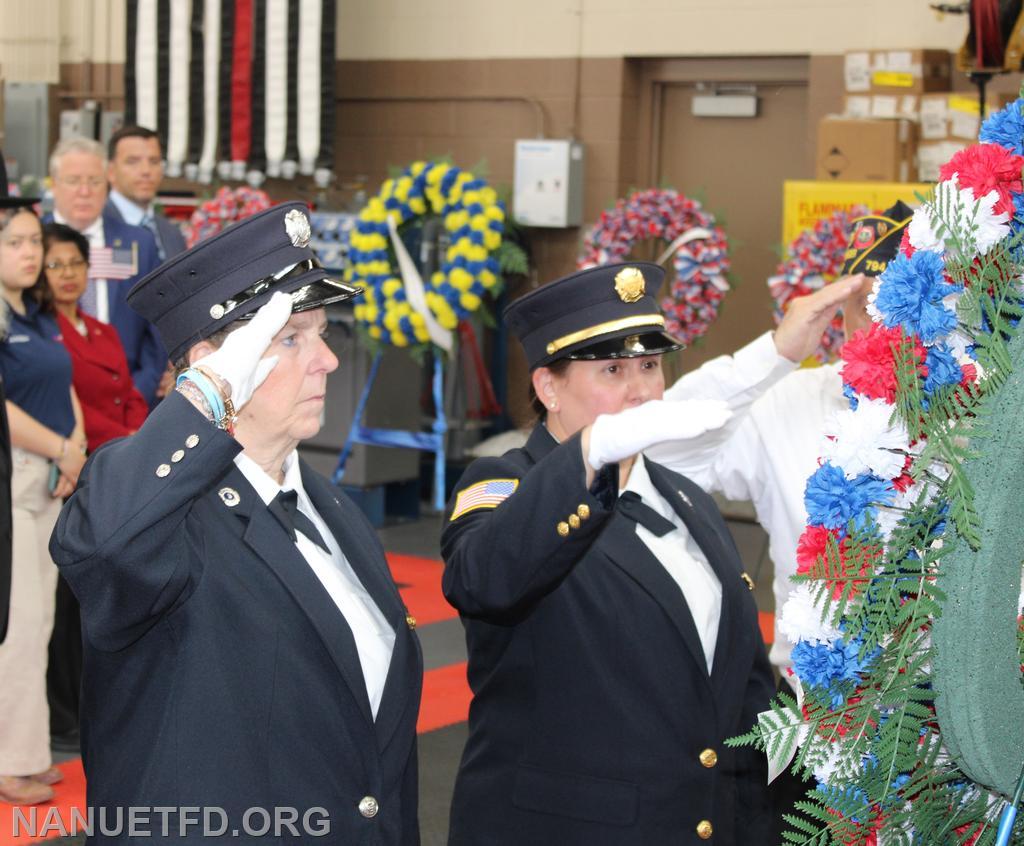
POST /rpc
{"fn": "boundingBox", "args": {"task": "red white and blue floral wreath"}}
[767,207,868,364]
[577,188,730,347]
[737,98,1024,845]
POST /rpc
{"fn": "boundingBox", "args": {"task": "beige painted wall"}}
[4,0,969,75]
[335,0,966,60]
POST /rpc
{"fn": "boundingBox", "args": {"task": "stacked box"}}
[844,50,951,95]
[917,93,1014,181]
[816,117,918,183]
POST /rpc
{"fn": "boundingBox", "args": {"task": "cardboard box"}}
[844,94,920,121]
[816,117,919,183]
[845,49,951,94]
[917,139,970,182]
[919,92,1015,141]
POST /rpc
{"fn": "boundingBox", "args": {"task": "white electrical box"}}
[513,139,584,228]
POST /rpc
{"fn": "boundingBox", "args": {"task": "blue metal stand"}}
[333,352,448,512]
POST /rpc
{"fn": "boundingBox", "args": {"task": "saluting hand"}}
[772,273,870,363]
[586,398,732,471]
[193,292,293,412]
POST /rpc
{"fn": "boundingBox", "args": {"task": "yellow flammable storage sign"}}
[782,180,933,246]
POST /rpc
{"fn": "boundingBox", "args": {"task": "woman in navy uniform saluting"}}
[49,203,422,844]
[441,261,841,845]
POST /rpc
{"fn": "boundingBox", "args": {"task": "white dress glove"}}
[587,399,732,470]
[193,291,293,411]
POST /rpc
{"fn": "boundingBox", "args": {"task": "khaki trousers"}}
[0,449,60,774]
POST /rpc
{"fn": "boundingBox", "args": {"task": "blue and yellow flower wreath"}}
[347,161,506,347]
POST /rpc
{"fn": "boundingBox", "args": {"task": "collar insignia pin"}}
[219,487,241,507]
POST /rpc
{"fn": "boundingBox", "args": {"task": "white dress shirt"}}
[622,456,722,674]
[53,211,110,324]
[108,189,152,227]
[234,450,396,718]
[651,355,846,671]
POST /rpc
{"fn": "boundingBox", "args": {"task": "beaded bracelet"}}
[177,368,226,422]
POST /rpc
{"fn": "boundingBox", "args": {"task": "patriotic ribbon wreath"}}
[577,189,730,346]
[184,186,273,247]
[348,161,506,349]
[736,98,1024,845]
[767,207,868,364]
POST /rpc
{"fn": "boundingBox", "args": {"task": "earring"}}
[549,402,558,411]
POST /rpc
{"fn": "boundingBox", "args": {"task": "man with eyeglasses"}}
[48,137,167,407]
[105,126,186,263]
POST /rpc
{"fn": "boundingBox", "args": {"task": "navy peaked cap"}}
[127,201,361,361]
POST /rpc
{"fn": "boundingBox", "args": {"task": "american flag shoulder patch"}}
[450,478,519,521]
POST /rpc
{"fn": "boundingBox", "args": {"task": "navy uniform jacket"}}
[49,393,422,845]
[441,425,773,846]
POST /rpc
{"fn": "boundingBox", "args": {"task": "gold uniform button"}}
[696,819,713,839]
[699,748,718,768]
[357,796,379,818]
[577,504,590,520]
[155,464,171,478]
[568,514,581,529]
[557,521,570,537]
[171,449,185,463]
[406,614,416,630]
[185,434,200,449]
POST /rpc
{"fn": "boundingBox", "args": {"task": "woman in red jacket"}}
[40,223,148,452]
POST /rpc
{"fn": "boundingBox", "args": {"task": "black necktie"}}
[269,489,331,553]
[617,491,678,538]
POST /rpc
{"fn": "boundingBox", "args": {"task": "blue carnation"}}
[923,344,962,397]
[842,382,860,411]
[792,638,878,708]
[979,99,1024,156]
[805,463,895,531]
[874,251,961,344]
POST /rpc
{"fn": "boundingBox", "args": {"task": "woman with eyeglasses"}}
[41,224,148,451]
[0,195,86,804]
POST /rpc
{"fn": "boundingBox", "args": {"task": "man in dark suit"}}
[105,125,187,262]
[50,202,422,844]
[48,137,167,405]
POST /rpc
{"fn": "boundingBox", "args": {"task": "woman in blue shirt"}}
[0,202,86,805]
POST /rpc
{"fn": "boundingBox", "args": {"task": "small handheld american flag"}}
[89,243,138,280]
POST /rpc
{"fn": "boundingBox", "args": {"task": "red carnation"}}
[898,226,915,258]
[796,525,840,576]
[842,324,926,404]
[939,142,1024,217]
[797,524,880,599]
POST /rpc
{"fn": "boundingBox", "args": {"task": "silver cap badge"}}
[284,209,311,248]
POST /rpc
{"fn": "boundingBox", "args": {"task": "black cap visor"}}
[218,259,363,321]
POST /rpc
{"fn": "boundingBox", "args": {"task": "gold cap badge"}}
[614,267,645,303]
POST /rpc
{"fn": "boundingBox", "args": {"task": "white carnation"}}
[908,176,1010,257]
[821,398,910,480]
[778,583,843,646]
